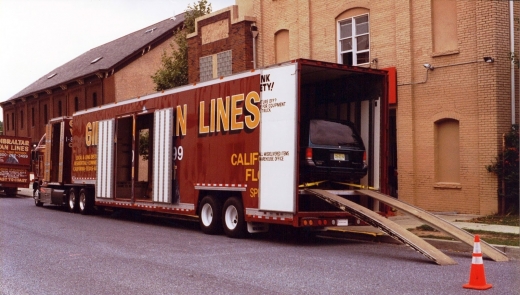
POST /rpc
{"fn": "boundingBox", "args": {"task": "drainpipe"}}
[251,23,259,69]
[510,1,515,124]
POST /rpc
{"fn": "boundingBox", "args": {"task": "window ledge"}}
[433,182,462,189]
[432,49,460,57]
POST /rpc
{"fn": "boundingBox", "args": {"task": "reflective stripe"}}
[473,242,482,254]
[472,256,484,265]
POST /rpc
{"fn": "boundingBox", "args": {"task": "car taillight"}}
[363,151,367,165]
[306,148,313,160]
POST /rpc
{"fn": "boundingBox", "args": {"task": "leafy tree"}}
[152,0,212,91]
[0,121,3,134]
[486,124,519,214]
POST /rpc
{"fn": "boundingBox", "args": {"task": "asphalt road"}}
[1,196,519,295]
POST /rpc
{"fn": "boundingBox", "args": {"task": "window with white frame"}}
[338,14,369,66]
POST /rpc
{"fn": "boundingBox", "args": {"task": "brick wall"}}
[231,0,515,214]
[114,35,176,101]
[187,7,255,84]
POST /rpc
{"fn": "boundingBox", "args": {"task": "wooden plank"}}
[305,189,457,265]
[357,189,508,262]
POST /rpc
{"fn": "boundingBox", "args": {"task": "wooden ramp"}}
[305,189,457,265]
[357,189,509,262]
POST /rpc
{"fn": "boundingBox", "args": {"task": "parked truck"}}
[33,59,389,238]
[0,135,31,197]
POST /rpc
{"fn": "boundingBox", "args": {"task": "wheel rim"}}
[200,203,213,226]
[79,193,86,211]
[69,192,76,209]
[224,205,238,230]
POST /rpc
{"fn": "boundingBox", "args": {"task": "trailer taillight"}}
[301,218,329,227]
[306,148,313,160]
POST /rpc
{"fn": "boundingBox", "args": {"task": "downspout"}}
[251,23,259,69]
[510,1,515,124]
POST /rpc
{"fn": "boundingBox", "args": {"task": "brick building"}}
[187,0,519,215]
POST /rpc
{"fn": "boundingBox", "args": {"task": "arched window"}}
[435,119,460,183]
[275,30,289,63]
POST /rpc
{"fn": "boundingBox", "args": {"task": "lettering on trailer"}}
[0,167,29,183]
[0,137,31,165]
[229,150,289,199]
[260,98,286,113]
[199,92,260,134]
[73,154,97,172]
[260,74,274,92]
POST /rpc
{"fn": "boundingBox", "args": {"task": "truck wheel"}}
[222,197,246,238]
[5,188,17,198]
[34,191,43,207]
[199,196,222,235]
[67,188,78,213]
[79,188,93,215]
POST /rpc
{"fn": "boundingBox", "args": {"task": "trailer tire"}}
[34,191,43,207]
[5,188,17,198]
[222,197,246,238]
[67,188,79,213]
[199,196,222,235]
[79,188,93,215]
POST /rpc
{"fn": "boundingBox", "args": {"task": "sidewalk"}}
[326,212,520,260]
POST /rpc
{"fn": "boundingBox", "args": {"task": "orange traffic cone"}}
[463,235,492,290]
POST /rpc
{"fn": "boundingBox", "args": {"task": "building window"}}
[32,107,35,127]
[200,55,213,82]
[338,14,370,66]
[93,93,98,107]
[435,119,460,183]
[432,0,458,53]
[74,97,79,112]
[199,50,232,82]
[20,110,24,129]
[58,101,62,117]
[275,30,289,63]
[5,114,9,131]
[11,113,15,131]
[216,50,232,77]
[43,104,48,124]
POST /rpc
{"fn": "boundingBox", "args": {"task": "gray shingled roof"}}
[6,13,185,102]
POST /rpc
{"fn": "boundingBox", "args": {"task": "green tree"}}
[151,0,212,91]
[486,124,519,214]
[0,121,3,134]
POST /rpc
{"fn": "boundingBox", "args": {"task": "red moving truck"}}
[0,135,31,197]
[34,59,388,238]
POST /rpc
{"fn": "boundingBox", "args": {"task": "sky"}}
[0,0,235,121]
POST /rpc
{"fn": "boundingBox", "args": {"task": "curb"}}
[321,229,520,261]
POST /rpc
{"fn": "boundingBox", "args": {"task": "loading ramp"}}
[357,189,508,262]
[305,189,457,265]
